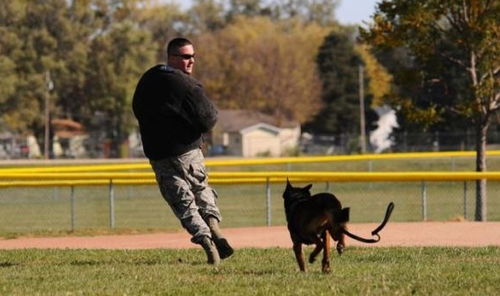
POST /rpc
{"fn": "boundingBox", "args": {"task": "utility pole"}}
[44,71,54,159]
[359,65,367,153]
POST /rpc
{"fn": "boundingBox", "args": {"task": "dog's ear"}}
[285,178,292,190]
[303,184,313,192]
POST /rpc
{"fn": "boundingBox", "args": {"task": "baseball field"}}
[1,155,500,295]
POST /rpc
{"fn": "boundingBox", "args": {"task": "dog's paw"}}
[308,255,316,264]
[336,244,344,255]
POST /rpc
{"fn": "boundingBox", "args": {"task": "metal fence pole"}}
[266,178,271,226]
[70,186,75,231]
[325,181,331,192]
[421,181,428,221]
[463,181,468,220]
[109,180,115,228]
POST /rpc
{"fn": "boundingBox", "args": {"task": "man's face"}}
[168,44,195,75]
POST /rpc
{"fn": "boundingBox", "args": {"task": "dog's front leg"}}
[293,243,306,272]
[321,231,331,273]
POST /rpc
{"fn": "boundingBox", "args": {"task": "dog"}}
[283,179,394,273]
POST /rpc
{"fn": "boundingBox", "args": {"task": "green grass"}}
[0,247,499,295]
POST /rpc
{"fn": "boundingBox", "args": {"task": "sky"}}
[335,0,379,25]
[175,0,379,25]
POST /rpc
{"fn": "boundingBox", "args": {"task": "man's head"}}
[167,38,195,75]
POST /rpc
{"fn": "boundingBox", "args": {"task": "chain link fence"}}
[0,177,498,235]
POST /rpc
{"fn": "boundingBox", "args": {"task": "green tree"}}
[0,0,158,158]
[362,0,500,221]
[304,29,377,152]
[83,13,157,157]
[0,0,79,157]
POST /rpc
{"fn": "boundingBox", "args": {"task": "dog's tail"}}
[341,202,395,244]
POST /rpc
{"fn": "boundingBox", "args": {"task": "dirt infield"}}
[1,222,499,250]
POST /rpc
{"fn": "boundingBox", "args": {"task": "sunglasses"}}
[172,53,195,60]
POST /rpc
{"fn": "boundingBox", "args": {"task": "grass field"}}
[0,247,499,295]
[1,157,499,295]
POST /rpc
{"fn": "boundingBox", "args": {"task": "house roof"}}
[217,110,298,132]
[240,123,280,135]
[51,118,87,138]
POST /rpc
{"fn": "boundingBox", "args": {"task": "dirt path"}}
[1,222,499,250]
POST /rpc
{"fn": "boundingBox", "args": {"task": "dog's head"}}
[283,179,312,200]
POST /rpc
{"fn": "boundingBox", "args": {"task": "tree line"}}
[1,0,356,157]
[0,1,498,158]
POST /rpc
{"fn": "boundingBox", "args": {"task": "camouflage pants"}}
[150,148,221,244]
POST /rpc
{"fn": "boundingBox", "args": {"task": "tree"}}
[83,13,157,157]
[186,0,226,33]
[0,0,81,157]
[269,0,339,25]
[304,28,377,151]
[354,44,393,108]
[194,16,330,124]
[362,0,500,221]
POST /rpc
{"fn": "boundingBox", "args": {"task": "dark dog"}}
[283,180,394,273]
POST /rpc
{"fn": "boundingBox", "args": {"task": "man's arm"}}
[183,84,218,133]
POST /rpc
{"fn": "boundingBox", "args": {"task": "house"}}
[211,110,301,157]
[51,119,88,158]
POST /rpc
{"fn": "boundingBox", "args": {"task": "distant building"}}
[211,110,300,157]
[51,119,88,158]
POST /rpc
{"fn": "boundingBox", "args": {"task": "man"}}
[132,37,233,265]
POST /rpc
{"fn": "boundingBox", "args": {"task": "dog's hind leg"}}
[293,243,306,272]
[308,238,323,264]
[328,225,345,255]
[321,231,331,273]
[336,230,345,255]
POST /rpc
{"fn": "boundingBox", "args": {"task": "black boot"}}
[200,236,220,265]
[207,217,234,259]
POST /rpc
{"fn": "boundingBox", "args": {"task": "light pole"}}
[359,65,367,153]
[44,71,54,159]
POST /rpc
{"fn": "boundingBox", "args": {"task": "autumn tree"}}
[362,0,500,221]
[194,16,330,125]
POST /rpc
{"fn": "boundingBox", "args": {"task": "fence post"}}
[421,181,427,221]
[109,179,115,229]
[325,181,331,192]
[70,186,75,231]
[463,181,468,220]
[266,178,271,226]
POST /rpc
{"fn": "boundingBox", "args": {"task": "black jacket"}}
[132,65,218,160]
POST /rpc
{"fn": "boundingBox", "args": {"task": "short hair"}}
[167,38,193,56]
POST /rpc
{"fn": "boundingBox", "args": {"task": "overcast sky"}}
[174,0,379,25]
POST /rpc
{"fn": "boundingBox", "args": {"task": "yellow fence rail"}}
[0,171,499,188]
[1,150,500,173]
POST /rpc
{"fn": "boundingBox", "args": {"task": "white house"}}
[211,110,301,157]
